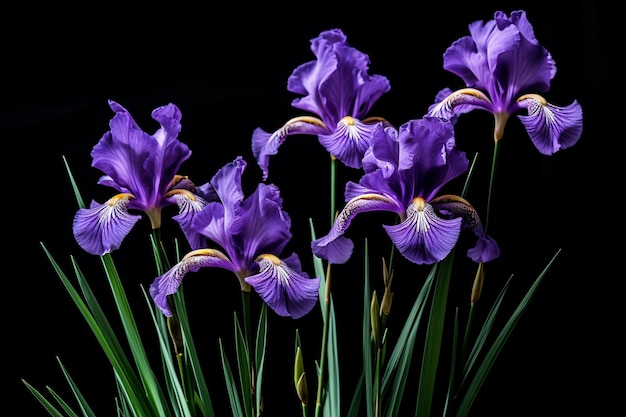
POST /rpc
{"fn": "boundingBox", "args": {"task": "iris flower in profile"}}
[312,117,500,265]
[73,100,215,256]
[252,28,391,180]
[149,156,320,319]
[427,10,583,154]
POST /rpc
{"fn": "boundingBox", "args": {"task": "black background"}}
[4,1,621,416]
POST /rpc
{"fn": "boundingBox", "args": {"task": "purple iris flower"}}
[252,28,391,180]
[73,100,216,256]
[427,10,583,154]
[149,156,320,319]
[312,117,500,265]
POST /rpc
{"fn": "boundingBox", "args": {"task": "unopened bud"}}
[294,346,307,405]
[471,262,485,305]
[370,291,381,350]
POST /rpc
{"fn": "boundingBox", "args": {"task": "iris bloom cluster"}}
[426,10,583,153]
[30,8,584,417]
[311,117,500,266]
[149,156,320,319]
[252,28,391,181]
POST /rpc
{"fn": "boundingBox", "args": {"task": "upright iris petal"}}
[73,100,215,255]
[427,10,583,154]
[312,117,500,265]
[150,157,320,319]
[252,28,391,180]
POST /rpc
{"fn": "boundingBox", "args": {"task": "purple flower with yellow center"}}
[149,156,320,319]
[427,10,583,154]
[312,117,500,265]
[252,28,391,180]
[73,100,215,256]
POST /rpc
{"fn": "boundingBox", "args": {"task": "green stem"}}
[485,141,501,234]
[315,263,332,417]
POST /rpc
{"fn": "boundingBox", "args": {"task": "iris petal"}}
[149,249,233,317]
[251,117,328,181]
[168,190,210,250]
[318,117,380,169]
[73,194,141,256]
[245,254,320,319]
[518,97,583,154]
[312,192,399,264]
[384,202,462,265]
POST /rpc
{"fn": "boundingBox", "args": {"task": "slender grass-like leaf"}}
[63,155,85,210]
[22,379,70,417]
[172,288,216,417]
[219,339,244,417]
[361,240,374,417]
[255,303,268,416]
[41,245,154,416]
[461,275,513,381]
[141,287,193,417]
[234,312,253,417]
[416,252,455,417]
[381,265,435,417]
[100,254,169,417]
[453,249,561,417]
[442,309,460,416]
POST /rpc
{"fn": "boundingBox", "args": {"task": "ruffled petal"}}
[168,190,211,250]
[251,117,328,181]
[518,96,583,154]
[312,192,399,264]
[231,183,292,262]
[73,194,141,256]
[149,248,233,317]
[384,201,462,265]
[245,253,320,319]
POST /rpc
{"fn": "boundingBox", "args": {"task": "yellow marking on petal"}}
[107,193,135,206]
[429,194,471,206]
[183,248,229,261]
[166,188,196,201]
[255,254,281,265]
[450,88,490,101]
[412,197,426,211]
[340,116,356,126]
[168,174,189,188]
[518,93,548,106]
[284,115,327,128]
[362,116,389,125]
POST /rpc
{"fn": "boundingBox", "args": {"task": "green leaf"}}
[220,338,244,417]
[453,249,561,417]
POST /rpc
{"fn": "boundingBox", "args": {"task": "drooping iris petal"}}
[245,253,320,319]
[431,195,501,262]
[312,192,400,264]
[384,201,462,264]
[518,97,583,155]
[251,117,328,181]
[467,235,501,263]
[73,194,141,256]
[149,249,234,317]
